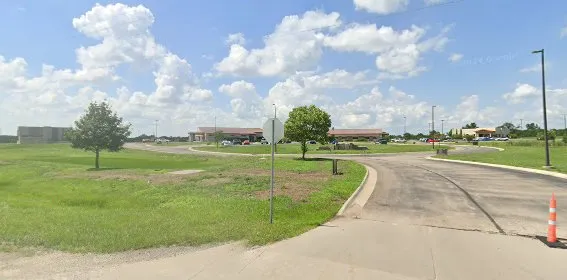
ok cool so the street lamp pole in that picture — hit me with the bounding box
[403,115,407,139]
[273,104,277,153]
[431,105,436,149]
[154,120,158,140]
[532,49,551,167]
[441,119,445,138]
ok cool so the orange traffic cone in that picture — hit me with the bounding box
[548,193,557,243]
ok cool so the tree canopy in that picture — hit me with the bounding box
[462,122,478,129]
[66,101,131,169]
[284,105,331,159]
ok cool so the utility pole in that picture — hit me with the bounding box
[519,119,524,130]
[562,114,567,131]
[532,49,551,168]
[431,105,436,149]
[428,122,431,133]
[441,119,445,138]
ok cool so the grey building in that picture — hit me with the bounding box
[17,126,71,144]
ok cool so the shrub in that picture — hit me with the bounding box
[464,135,475,142]
[509,133,518,139]
[562,134,567,144]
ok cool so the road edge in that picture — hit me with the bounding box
[336,164,376,217]
[426,156,567,180]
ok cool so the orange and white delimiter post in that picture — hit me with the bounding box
[548,193,557,243]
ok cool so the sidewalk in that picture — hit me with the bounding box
[41,218,567,280]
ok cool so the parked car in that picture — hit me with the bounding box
[242,140,250,145]
[392,138,407,143]
[375,138,388,144]
[232,139,242,145]
[495,137,510,141]
[221,140,232,146]
[260,138,268,144]
[308,140,317,144]
[426,138,440,143]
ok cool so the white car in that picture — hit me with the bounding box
[392,138,407,143]
[495,137,510,141]
[221,140,232,146]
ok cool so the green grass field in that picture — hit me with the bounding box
[0,144,365,253]
[444,142,567,173]
[195,143,448,154]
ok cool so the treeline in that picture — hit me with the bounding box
[127,134,188,142]
[0,135,17,143]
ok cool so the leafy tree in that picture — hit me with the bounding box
[462,122,478,129]
[537,130,556,141]
[563,133,567,144]
[464,134,475,142]
[500,122,516,130]
[403,132,412,139]
[284,105,332,160]
[213,130,224,148]
[66,101,131,169]
[525,123,540,130]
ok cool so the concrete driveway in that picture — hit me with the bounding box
[4,144,567,279]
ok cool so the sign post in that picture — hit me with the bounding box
[262,118,284,224]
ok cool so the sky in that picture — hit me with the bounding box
[1,0,567,136]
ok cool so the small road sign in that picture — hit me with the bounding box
[262,118,284,144]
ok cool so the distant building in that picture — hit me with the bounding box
[17,126,71,144]
[450,127,510,138]
[328,128,388,142]
[188,127,263,142]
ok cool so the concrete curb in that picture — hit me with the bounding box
[336,165,370,216]
[451,144,505,151]
[336,163,377,217]
[426,156,567,180]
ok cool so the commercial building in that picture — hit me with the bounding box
[188,127,388,142]
[17,126,71,144]
[450,127,510,138]
[188,127,263,142]
[328,128,388,142]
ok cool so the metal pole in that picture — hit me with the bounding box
[431,106,436,149]
[403,116,407,138]
[273,104,277,153]
[562,114,567,131]
[215,115,218,149]
[155,120,158,140]
[520,119,524,130]
[441,120,445,138]
[270,118,275,224]
[533,49,551,167]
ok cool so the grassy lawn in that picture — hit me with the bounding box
[0,144,365,253]
[443,142,567,173]
[195,142,449,154]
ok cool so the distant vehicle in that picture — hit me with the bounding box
[495,137,510,141]
[221,140,232,146]
[232,139,242,145]
[474,137,492,141]
[155,138,170,144]
[375,138,388,144]
[308,140,317,144]
[260,138,268,144]
[392,138,407,143]
[426,138,440,143]
[242,140,250,145]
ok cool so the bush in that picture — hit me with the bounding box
[563,134,567,144]
[355,138,368,142]
[509,133,518,139]
[464,135,475,142]
[537,131,556,141]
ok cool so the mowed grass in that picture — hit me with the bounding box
[444,141,567,173]
[195,142,448,154]
[0,144,365,253]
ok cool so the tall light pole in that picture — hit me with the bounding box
[519,118,524,130]
[562,114,567,131]
[431,105,437,149]
[441,119,445,138]
[154,120,159,140]
[532,49,551,167]
[403,115,407,138]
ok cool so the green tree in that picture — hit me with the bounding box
[284,105,332,160]
[500,122,516,130]
[65,101,131,169]
[213,130,224,148]
[525,123,540,130]
[462,122,478,129]
[464,134,475,142]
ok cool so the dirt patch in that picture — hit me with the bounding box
[253,171,330,201]
[0,161,9,165]
[168,169,204,175]
[200,177,233,187]
[60,169,205,185]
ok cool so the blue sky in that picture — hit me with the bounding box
[0,0,566,136]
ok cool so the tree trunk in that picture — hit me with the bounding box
[95,149,100,169]
[301,141,307,160]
